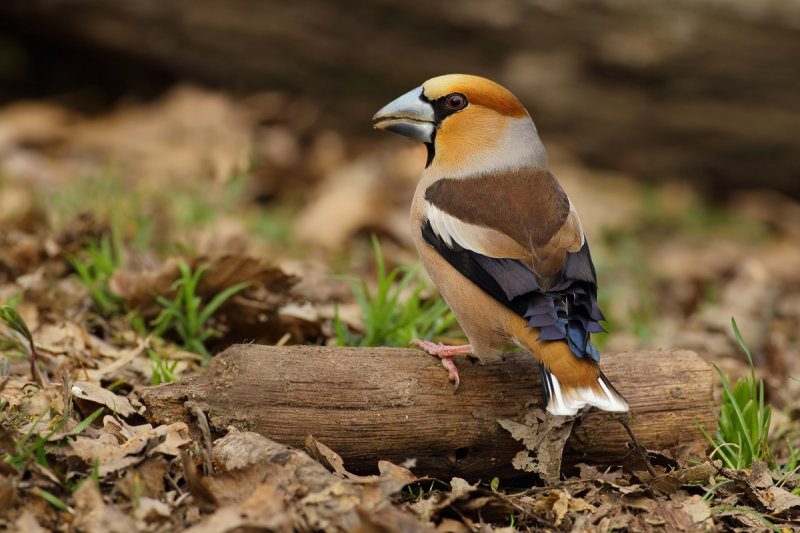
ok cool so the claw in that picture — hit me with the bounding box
[409,339,471,391]
[440,355,460,391]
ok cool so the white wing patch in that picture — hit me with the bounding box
[426,202,528,259]
[425,196,585,264]
[567,199,586,247]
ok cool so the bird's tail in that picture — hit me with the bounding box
[538,364,628,416]
[512,322,628,416]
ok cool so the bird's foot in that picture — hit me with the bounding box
[409,340,472,391]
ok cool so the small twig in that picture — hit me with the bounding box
[165,469,184,495]
[26,332,49,388]
[62,373,72,420]
[180,449,218,512]
[275,332,291,346]
[617,415,657,477]
[186,401,214,475]
[164,456,186,496]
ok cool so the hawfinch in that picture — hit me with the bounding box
[372,74,628,416]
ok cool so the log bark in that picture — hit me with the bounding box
[140,345,715,481]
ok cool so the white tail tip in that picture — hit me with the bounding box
[540,368,628,416]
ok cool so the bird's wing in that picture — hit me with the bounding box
[423,168,587,287]
[422,167,604,360]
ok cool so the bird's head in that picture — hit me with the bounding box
[373,74,548,176]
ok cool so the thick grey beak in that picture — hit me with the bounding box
[372,86,435,143]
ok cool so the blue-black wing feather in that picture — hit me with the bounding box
[421,220,604,361]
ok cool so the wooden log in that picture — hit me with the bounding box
[139,345,715,481]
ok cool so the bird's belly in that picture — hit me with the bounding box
[414,234,515,363]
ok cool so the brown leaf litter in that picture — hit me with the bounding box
[183,429,430,533]
[0,86,799,532]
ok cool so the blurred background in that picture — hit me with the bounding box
[0,1,798,409]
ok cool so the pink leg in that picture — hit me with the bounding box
[409,340,472,391]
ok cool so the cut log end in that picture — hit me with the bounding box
[139,345,715,481]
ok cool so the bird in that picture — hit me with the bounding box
[372,74,628,417]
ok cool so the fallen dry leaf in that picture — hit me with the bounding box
[498,408,574,484]
[72,480,137,533]
[131,496,173,526]
[0,474,18,510]
[71,380,137,418]
[68,418,190,478]
[547,489,570,526]
[201,430,430,532]
[73,482,137,533]
[12,510,48,533]
[306,434,349,478]
[435,517,471,533]
[763,485,800,514]
[449,477,478,498]
[184,483,294,533]
[117,456,169,502]
[0,378,31,411]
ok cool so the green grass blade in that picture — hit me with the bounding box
[371,234,386,283]
[697,420,740,469]
[333,302,356,346]
[197,281,250,325]
[334,235,462,347]
[710,506,779,532]
[711,362,757,463]
[731,317,755,378]
[17,410,49,451]
[67,407,104,436]
[37,489,73,513]
[0,306,33,343]
[701,479,733,502]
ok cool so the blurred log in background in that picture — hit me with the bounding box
[0,0,799,198]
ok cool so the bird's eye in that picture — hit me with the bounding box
[445,93,467,111]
